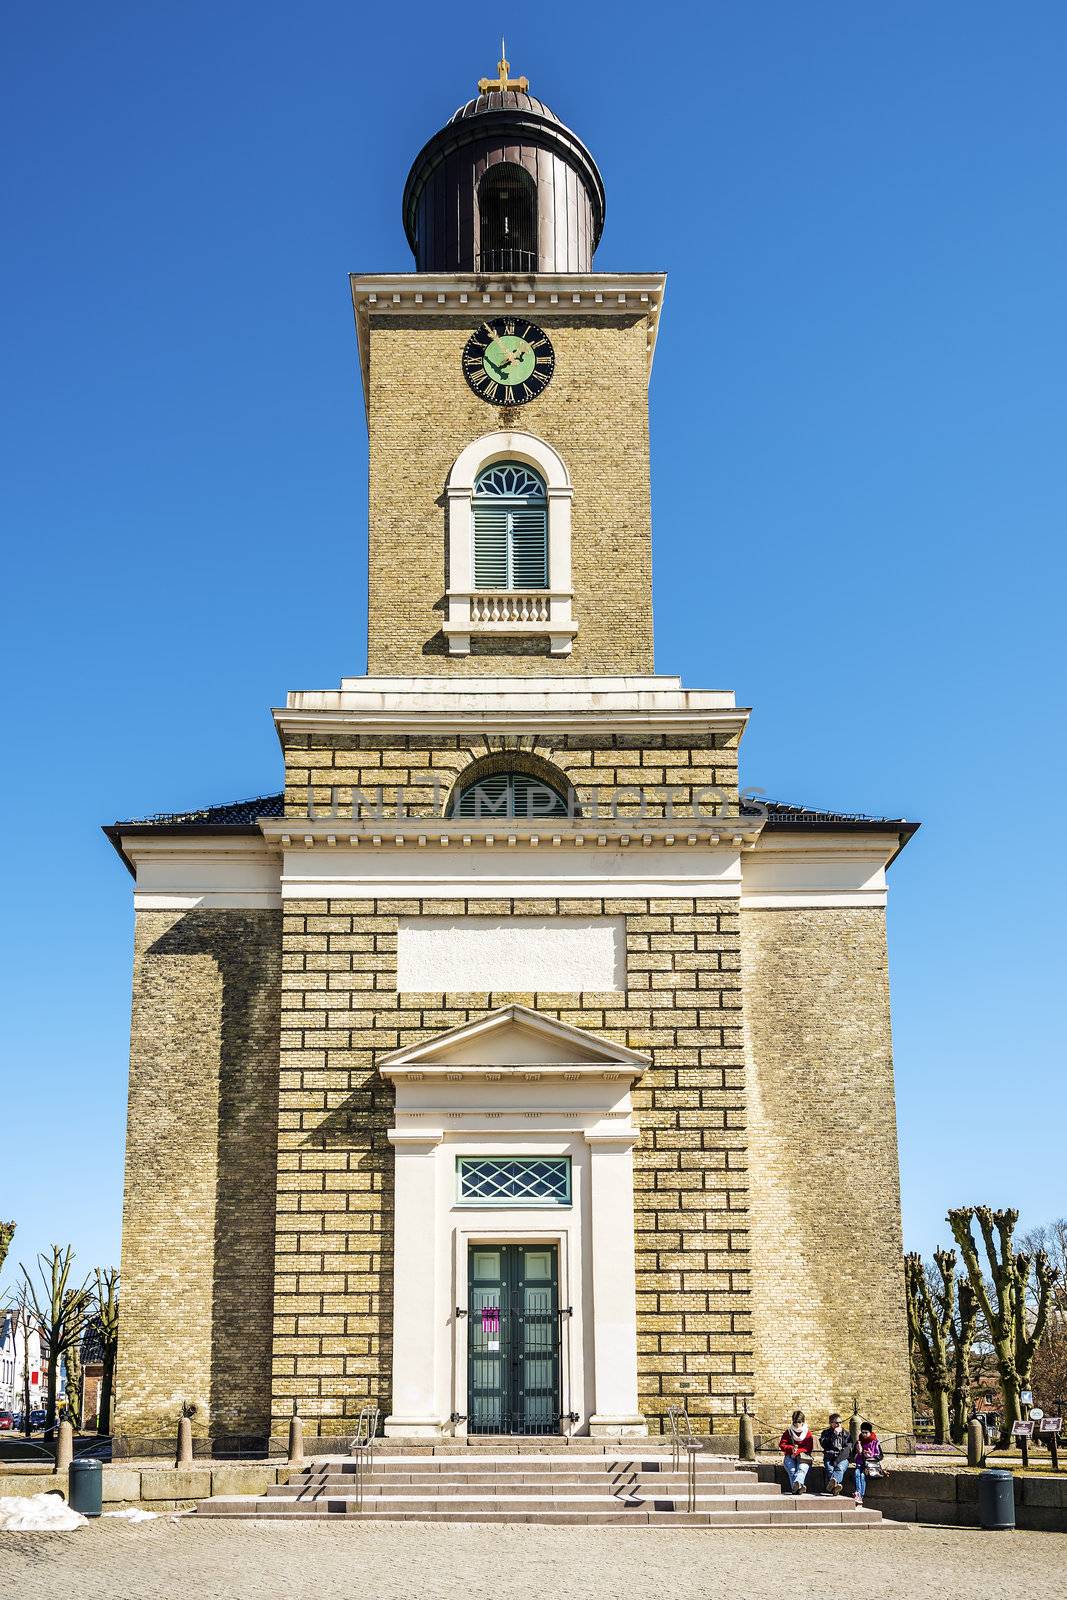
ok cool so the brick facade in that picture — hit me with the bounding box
[115,908,281,1450]
[366,314,655,676]
[741,906,913,1432]
[272,891,750,1438]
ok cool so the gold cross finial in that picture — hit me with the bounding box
[478,39,529,94]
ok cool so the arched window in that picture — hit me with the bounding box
[449,771,572,819]
[478,163,537,273]
[473,462,548,590]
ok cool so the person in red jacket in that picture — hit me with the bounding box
[779,1410,814,1494]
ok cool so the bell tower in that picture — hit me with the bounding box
[352,55,665,675]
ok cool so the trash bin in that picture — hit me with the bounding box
[977,1467,1015,1530]
[68,1459,103,1517]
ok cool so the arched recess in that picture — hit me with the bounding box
[477,162,538,273]
[444,751,581,820]
[443,432,576,657]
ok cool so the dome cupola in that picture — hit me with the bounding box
[402,50,606,274]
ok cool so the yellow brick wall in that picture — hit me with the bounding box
[741,906,913,1436]
[114,908,281,1451]
[283,729,741,822]
[366,313,654,675]
[273,892,752,1438]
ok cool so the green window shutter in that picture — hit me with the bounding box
[473,504,509,588]
[454,772,510,818]
[508,507,548,588]
[450,772,569,819]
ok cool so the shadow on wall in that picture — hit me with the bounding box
[146,909,282,1445]
[303,1087,396,1423]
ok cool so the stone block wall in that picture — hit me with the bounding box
[282,728,741,823]
[365,313,655,676]
[115,908,281,1451]
[272,891,752,1437]
[741,906,913,1434]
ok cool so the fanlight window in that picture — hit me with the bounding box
[478,162,537,273]
[458,1157,571,1207]
[449,771,572,819]
[473,462,548,590]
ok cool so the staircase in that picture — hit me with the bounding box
[195,1442,885,1527]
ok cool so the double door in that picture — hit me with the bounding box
[467,1244,560,1434]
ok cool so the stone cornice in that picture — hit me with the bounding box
[350,271,667,415]
[272,706,748,741]
[259,815,764,851]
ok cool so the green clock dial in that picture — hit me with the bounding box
[462,317,555,406]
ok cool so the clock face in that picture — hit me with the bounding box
[462,317,555,406]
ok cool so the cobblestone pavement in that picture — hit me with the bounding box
[2,1517,1065,1600]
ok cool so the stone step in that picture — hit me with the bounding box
[283,1459,751,1465]
[196,1496,883,1528]
[209,1491,861,1513]
[266,1479,780,1500]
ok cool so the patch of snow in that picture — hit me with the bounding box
[0,1493,87,1532]
[103,1507,158,1522]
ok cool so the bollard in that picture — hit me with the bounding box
[54,1419,74,1475]
[968,1417,986,1468]
[288,1414,305,1467]
[738,1413,755,1462]
[849,1402,862,1449]
[175,1414,193,1468]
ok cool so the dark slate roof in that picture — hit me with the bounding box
[103,793,284,875]
[115,793,285,828]
[449,90,561,125]
[105,791,917,875]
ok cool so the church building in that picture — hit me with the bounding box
[106,58,917,1451]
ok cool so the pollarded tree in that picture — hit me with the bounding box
[18,1246,93,1436]
[904,1249,978,1444]
[948,1206,1058,1441]
[95,1267,119,1435]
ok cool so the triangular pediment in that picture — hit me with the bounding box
[378,1004,648,1080]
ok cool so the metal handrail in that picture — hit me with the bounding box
[348,1403,379,1512]
[666,1404,701,1512]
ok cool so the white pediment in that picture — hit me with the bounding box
[378,1004,648,1081]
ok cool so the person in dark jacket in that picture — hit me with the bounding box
[778,1410,814,1494]
[818,1412,851,1495]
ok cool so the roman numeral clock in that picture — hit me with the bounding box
[463,317,555,406]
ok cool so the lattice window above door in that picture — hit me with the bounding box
[457,1156,572,1206]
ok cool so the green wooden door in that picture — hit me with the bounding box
[467,1244,559,1434]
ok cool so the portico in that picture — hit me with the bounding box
[379,1006,648,1437]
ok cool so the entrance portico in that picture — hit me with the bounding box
[379,1006,649,1438]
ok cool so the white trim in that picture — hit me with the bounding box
[379,1004,649,1078]
[443,432,576,657]
[276,840,744,901]
[120,838,281,910]
[741,832,900,909]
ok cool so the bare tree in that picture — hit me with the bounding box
[18,1246,93,1436]
[1022,1219,1067,1409]
[949,1206,1059,1442]
[95,1267,119,1435]
[905,1248,978,1444]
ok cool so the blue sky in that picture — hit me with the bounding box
[3,3,1065,1281]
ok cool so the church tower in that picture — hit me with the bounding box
[356,52,660,672]
[107,57,916,1456]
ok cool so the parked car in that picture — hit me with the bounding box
[0,1410,14,1430]
[29,1409,47,1430]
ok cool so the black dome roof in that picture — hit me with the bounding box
[449,90,562,125]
